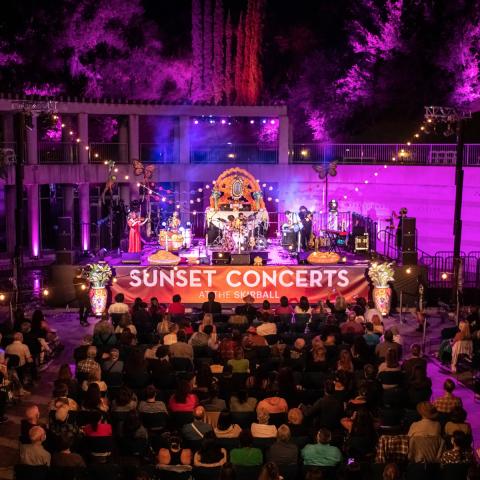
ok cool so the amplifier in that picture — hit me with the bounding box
[121,252,141,264]
[231,253,251,265]
[354,234,369,252]
[212,251,231,265]
[401,251,418,265]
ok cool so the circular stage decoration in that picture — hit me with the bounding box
[148,250,181,265]
[210,167,266,211]
[307,251,341,265]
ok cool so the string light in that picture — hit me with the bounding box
[124,175,129,180]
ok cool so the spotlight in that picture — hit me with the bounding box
[262,183,267,187]
[61,123,65,128]
[343,195,347,199]
[267,197,272,201]
[190,199,194,204]
[262,119,267,124]
[341,256,347,263]
[69,131,74,135]
[364,180,369,184]
[161,197,166,202]
[221,119,226,124]
[0,293,5,302]
[384,165,388,169]
[354,187,359,192]
[300,149,309,157]
[414,133,419,138]
[219,253,223,258]
[406,141,411,146]
[76,138,81,143]
[193,211,197,215]
[275,198,279,203]
[42,288,50,297]
[196,198,201,202]
[176,205,180,209]
[227,153,236,158]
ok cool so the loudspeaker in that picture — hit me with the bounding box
[402,217,416,235]
[57,235,72,251]
[212,251,231,265]
[231,253,251,265]
[401,251,418,265]
[354,234,369,252]
[402,234,416,251]
[58,217,72,236]
[281,231,297,246]
[121,252,141,264]
[250,251,268,265]
[56,250,76,265]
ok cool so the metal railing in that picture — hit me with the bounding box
[191,143,278,164]
[140,143,178,164]
[89,142,128,164]
[38,142,79,164]
[291,143,480,165]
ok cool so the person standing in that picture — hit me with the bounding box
[73,269,90,327]
[299,206,313,250]
[127,211,147,253]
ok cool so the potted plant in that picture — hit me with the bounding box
[368,262,395,316]
[86,262,112,316]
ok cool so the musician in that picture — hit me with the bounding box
[233,213,246,230]
[299,206,313,250]
[392,207,408,249]
[127,211,148,253]
[168,211,181,231]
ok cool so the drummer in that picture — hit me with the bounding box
[234,213,246,230]
[168,211,181,232]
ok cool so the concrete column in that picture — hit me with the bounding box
[27,184,40,257]
[5,185,16,254]
[118,118,128,163]
[179,116,190,164]
[78,113,89,164]
[79,183,90,252]
[278,115,289,165]
[63,184,75,218]
[129,114,139,161]
[179,181,190,224]
[1,114,15,143]
[119,183,131,206]
[26,115,38,165]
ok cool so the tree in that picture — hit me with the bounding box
[213,0,225,104]
[234,12,245,104]
[202,0,213,102]
[224,11,234,103]
[191,0,204,100]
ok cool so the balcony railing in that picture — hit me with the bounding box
[191,143,278,164]
[291,143,480,165]
[140,143,178,164]
[89,142,128,164]
[38,142,79,164]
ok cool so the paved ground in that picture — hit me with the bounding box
[0,308,477,479]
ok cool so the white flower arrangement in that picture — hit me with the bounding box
[368,262,395,287]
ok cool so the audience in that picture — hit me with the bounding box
[19,426,51,466]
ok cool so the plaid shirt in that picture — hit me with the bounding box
[76,358,100,376]
[433,392,463,413]
[375,435,409,464]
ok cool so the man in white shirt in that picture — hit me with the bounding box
[107,293,129,327]
[364,301,382,323]
[6,332,32,367]
[256,319,277,337]
[251,409,277,438]
[163,323,179,346]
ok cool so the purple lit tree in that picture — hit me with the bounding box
[234,12,245,104]
[202,0,214,102]
[213,0,224,104]
[224,11,234,103]
[191,0,204,100]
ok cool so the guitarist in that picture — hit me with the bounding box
[299,206,313,250]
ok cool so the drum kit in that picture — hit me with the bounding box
[212,212,268,252]
[158,216,192,252]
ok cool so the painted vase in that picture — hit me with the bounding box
[89,286,108,316]
[373,285,392,316]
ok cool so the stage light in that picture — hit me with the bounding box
[53,114,59,120]
[190,199,194,204]
[104,161,108,165]
[219,253,223,258]
[406,141,411,146]
[212,180,216,184]
[427,118,432,123]
[275,198,279,203]
[406,267,412,274]
[114,168,118,173]
[250,120,255,124]
[441,272,448,280]
[0,293,5,302]
[364,180,369,184]
[81,284,86,291]
[69,131,74,135]
[414,133,419,138]
[61,123,65,128]
[176,205,180,209]
[112,278,117,283]
[161,222,167,227]
[76,138,81,143]
[196,198,201,202]
[300,149,309,157]
[205,185,210,189]
[221,119,226,124]
[374,172,378,176]
[136,182,141,187]
[343,195,347,199]
[341,256,347,262]
[354,187,359,192]
[194,119,199,124]
[384,165,388,168]
[262,183,267,187]
[161,197,166,202]
[198,188,203,192]
[267,197,272,201]
[269,186,273,191]
[85,146,89,150]
[95,153,99,158]
[124,175,129,180]
[42,288,50,297]
[262,119,267,124]
[193,211,197,215]
[270,119,276,124]
[420,126,425,131]
[227,153,236,158]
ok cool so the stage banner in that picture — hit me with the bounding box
[111,265,369,304]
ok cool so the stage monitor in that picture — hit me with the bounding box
[212,252,230,265]
[121,252,141,264]
[231,253,251,265]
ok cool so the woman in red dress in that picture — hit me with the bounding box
[127,212,147,253]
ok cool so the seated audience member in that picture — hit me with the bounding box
[168,294,186,315]
[295,296,312,315]
[168,379,198,412]
[287,408,307,437]
[149,345,174,385]
[406,364,432,408]
[51,432,86,467]
[230,390,258,412]
[219,333,240,361]
[49,382,79,411]
[20,405,44,444]
[340,312,364,336]
[108,293,129,317]
[275,296,294,316]
[371,314,384,335]
[81,369,108,394]
[101,347,124,374]
[83,410,113,439]
[243,326,268,348]
[114,313,137,336]
[256,313,277,337]
[201,292,222,315]
[363,322,380,347]
[227,346,250,373]
[259,300,275,317]
[163,323,179,346]
[402,344,427,380]
[382,463,401,480]
[307,335,328,371]
[301,428,342,467]
[433,378,463,414]
[251,409,277,438]
[111,386,137,412]
[19,426,51,466]
[81,382,108,412]
[440,430,475,464]
[169,330,194,361]
[408,401,441,437]
[193,431,227,467]
[214,412,242,438]
[258,462,282,480]
[257,393,288,414]
[6,332,33,380]
[158,433,191,466]
[444,407,472,437]
[76,346,100,378]
[54,364,79,401]
[188,326,210,348]
[181,406,213,442]
[93,316,117,350]
[230,429,263,466]
[267,424,298,465]
[375,329,402,361]
[235,295,258,322]
[73,335,93,363]
[149,297,165,324]
[201,384,227,412]
[337,348,354,373]
[138,385,168,414]
[48,405,80,448]
[377,348,403,390]
[156,314,175,336]
[364,301,382,323]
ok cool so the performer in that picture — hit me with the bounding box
[168,211,181,232]
[392,207,408,249]
[73,268,90,327]
[299,205,313,250]
[127,211,148,253]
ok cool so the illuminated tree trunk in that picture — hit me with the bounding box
[234,12,245,104]
[224,11,233,103]
[191,0,204,100]
[203,0,213,102]
[213,0,224,104]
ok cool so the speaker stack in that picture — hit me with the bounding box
[401,217,417,265]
